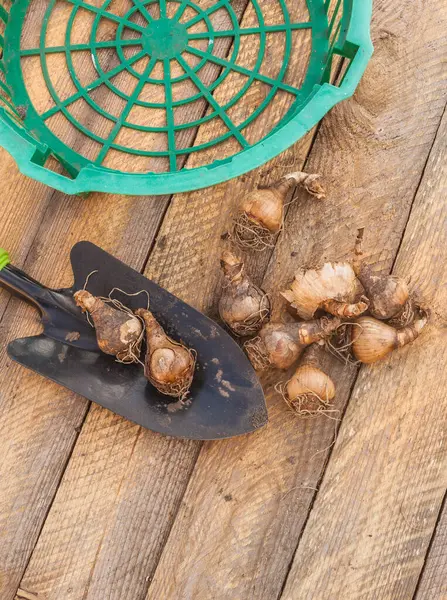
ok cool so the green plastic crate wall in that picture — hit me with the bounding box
[0,0,373,196]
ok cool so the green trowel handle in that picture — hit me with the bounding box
[0,248,9,271]
[0,249,53,311]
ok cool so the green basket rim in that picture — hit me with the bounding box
[0,0,373,196]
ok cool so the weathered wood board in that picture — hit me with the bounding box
[415,494,447,600]
[10,2,318,598]
[0,155,55,317]
[143,2,447,598]
[0,0,445,599]
[0,187,173,599]
[0,0,262,595]
[281,100,447,600]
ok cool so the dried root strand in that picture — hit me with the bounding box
[229,304,271,337]
[325,322,362,366]
[281,390,340,420]
[105,288,150,364]
[233,212,278,252]
[219,250,271,337]
[244,336,271,372]
[387,297,416,328]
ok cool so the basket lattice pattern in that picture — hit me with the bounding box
[0,0,372,194]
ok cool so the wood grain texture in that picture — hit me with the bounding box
[144,1,447,598]
[0,42,191,592]
[0,189,171,600]
[1,1,259,596]
[143,0,313,308]
[13,3,316,600]
[16,406,200,600]
[415,494,447,600]
[1,3,445,600]
[0,152,55,317]
[281,103,447,600]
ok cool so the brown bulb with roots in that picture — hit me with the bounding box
[283,344,336,418]
[219,250,271,337]
[354,228,413,323]
[233,172,326,251]
[136,309,196,399]
[74,290,143,363]
[245,316,341,371]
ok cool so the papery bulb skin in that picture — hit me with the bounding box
[354,228,411,321]
[282,262,368,320]
[233,172,326,251]
[284,344,336,418]
[286,365,336,403]
[239,187,285,234]
[356,264,410,320]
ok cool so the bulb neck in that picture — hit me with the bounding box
[293,316,341,347]
[274,173,302,198]
[136,308,155,328]
[138,309,171,351]
[396,311,428,348]
[221,256,245,284]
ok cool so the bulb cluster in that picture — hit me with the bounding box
[219,177,430,418]
[75,290,196,400]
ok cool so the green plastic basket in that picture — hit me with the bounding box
[0,0,372,196]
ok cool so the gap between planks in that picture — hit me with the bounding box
[0,27,244,600]
[143,1,447,595]
[413,488,447,599]
[15,589,39,600]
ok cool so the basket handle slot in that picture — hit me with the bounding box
[30,148,80,181]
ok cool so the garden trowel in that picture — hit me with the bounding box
[0,242,267,440]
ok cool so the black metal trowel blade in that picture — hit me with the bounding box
[4,242,268,440]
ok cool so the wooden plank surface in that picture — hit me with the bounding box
[0,2,445,600]
[1,0,258,596]
[281,104,447,600]
[0,188,172,600]
[13,3,317,599]
[415,495,447,600]
[0,155,55,317]
[143,1,447,598]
